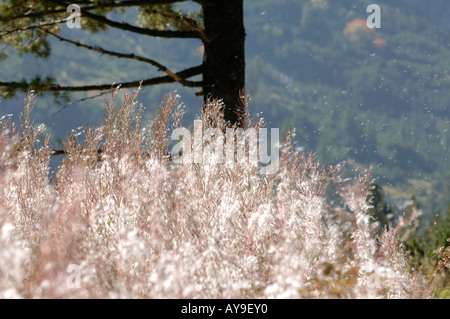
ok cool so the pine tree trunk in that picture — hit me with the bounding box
[202,0,246,126]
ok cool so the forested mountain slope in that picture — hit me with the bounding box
[245,0,450,217]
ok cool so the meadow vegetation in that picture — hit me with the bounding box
[0,89,447,298]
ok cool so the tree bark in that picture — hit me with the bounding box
[202,0,245,126]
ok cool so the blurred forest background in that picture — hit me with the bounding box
[0,0,449,249]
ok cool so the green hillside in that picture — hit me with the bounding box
[244,0,450,218]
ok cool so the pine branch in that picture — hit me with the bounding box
[46,30,197,86]
[0,18,69,37]
[46,0,201,38]
[50,65,203,91]
[3,1,195,22]
[2,1,202,39]
[0,65,203,95]
[49,148,173,161]
[49,146,173,160]
[81,8,200,38]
